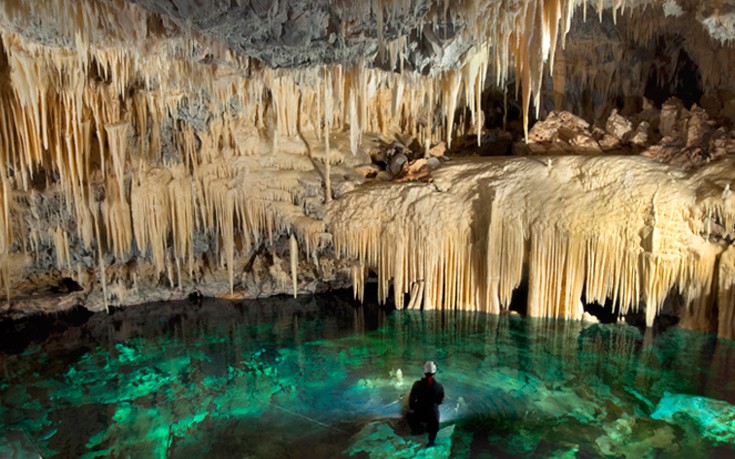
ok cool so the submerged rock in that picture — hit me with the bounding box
[345,421,454,458]
[595,414,679,457]
[651,392,735,445]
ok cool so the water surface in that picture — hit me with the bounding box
[1,289,734,458]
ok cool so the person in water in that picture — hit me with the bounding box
[406,360,444,447]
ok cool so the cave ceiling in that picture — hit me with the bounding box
[125,0,735,72]
[121,0,735,125]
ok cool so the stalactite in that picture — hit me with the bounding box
[51,226,71,267]
[131,167,175,277]
[92,201,108,313]
[102,175,133,260]
[717,247,735,340]
[290,233,298,298]
[349,82,359,156]
[443,71,462,148]
[323,68,333,203]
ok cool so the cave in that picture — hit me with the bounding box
[1,1,735,457]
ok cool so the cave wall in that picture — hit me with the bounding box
[0,0,734,337]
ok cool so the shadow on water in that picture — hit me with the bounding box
[2,284,735,458]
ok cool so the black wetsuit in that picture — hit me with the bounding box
[407,375,444,445]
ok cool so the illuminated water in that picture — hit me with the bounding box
[1,289,735,458]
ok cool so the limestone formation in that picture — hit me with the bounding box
[0,0,735,339]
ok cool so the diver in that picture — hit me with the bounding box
[406,361,444,447]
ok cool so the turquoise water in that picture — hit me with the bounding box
[1,290,735,458]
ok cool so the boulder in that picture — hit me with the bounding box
[605,109,634,141]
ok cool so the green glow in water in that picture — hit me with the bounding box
[1,297,735,458]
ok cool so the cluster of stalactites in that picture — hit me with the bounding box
[0,0,326,298]
[0,0,704,304]
[344,0,583,139]
[0,0,582,286]
[329,156,735,336]
[0,2,487,299]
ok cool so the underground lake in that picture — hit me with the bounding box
[1,288,735,458]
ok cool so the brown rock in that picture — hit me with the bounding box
[376,170,394,181]
[394,158,433,183]
[568,133,602,153]
[428,142,447,158]
[354,163,381,178]
[659,98,684,138]
[605,109,634,141]
[685,106,709,147]
[592,127,621,152]
[709,129,735,160]
[630,121,650,146]
[528,111,590,144]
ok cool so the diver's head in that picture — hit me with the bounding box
[423,361,437,376]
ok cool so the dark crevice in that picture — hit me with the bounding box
[644,38,703,108]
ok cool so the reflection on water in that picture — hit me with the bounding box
[1,289,735,458]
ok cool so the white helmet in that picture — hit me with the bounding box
[423,361,437,375]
